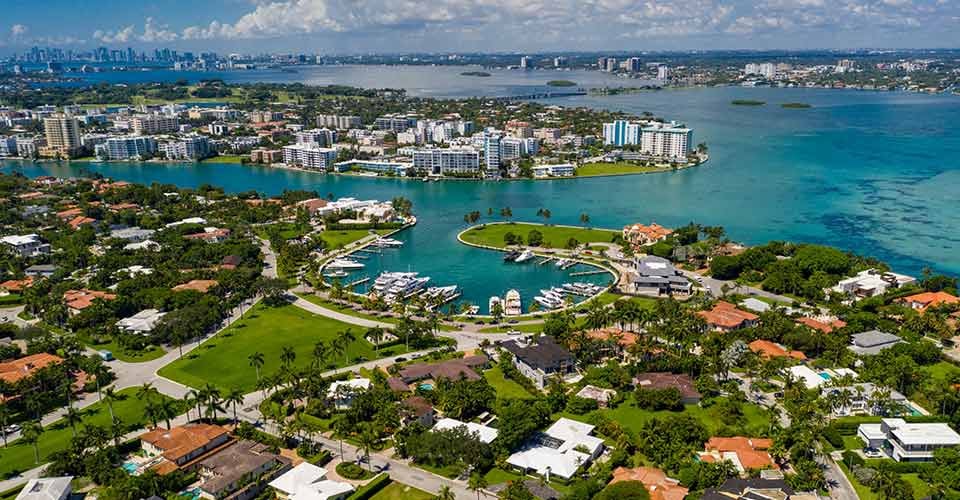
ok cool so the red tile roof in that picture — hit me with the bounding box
[0,353,64,384]
[64,289,117,311]
[611,467,689,500]
[703,436,777,471]
[0,277,33,292]
[900,291,960,312]
[698,301,759,330]
[748,340,805,360]
[140,423,230,463]
[796,317,847,333]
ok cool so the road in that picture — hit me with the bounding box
[0,305,33,328]
[679,269,794,304]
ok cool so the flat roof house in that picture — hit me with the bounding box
[269,462,354,500]
[631,256,691,296]
[507,418,605,481]
[1,234,50,258]
[858,418,960,461]
[15,476,72,500]
[196,440,291,500]
[499,336,576,389]
[831,269,916,300]
[432,417,498,444]
[117,309,166,335]
[848,330,903,356]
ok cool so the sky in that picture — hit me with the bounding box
[2,0,960,55]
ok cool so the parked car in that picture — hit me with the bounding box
[3,424,21,435]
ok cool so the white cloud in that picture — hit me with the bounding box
[10,24,28,40]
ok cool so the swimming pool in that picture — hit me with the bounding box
[121,461,137,474]
[818,372,832,380]
[419,383,434,391]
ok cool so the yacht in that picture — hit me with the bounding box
[372,237,404,248]
[534,295,563,310]
[326,259,364,270]
[504,289,522,316]
[424,285,460,302]
[540,289,565,302]
[514,250,535,263]
[555,258,569,268]
[489,296,503,315]
[372,272,418,294]
[503,250,521,262]
[324,270,349,279]
[386,276,430,300]
[465,305,480,316]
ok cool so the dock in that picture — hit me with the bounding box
[570,269,608,277]
[351,254,369,260]
[347,277,370,287]
[537,257,553,265]
[357,248,381,254]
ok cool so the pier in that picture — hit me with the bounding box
[347,277,370,287]
[570,269,608,277]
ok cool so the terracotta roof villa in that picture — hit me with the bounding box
[0,353,63,384]
[698,301,759,331]
[140,423,231,468]
[749,340,806,361]
[633,372,701,404]
[63,289,116,314]
[796,317,847,334]
[700,437,777,473]
[622,222,673,248]
[899,291,960,312]
[610,466,689,500]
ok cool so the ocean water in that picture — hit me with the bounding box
[4,68,960,305]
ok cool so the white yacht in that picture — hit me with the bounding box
[489,296,503,315]
[372,272,418,294]
[327,259,364,270]
[504,289,522,316]
[386,276,430,300]
[534,295,563,310]
[514,250,535,263]
[372,237,404,248]
[324,270,349,279]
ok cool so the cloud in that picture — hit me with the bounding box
[10,24,28,40]
[94,18,179,44]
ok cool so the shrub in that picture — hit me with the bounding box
[823,426,844,449]
[566,396,599,415]
[336,462,369,480]
[349,473,391,500]
[841,450,865,468]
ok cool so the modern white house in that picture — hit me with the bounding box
[269,462,354,500]
[431,417,498,444]
[327,378,371,410]
[15,476,73,500]
[507,418,605,481]
[116,309,166,335]
[858,418,960,461]
[1,234,50,258]
[831,269,916,300]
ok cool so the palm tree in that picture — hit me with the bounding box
[312,342,329,370]
[201,383,223,422]
[435,486,456,500]
[136,382,157,404]
[65,406,82,437]
[0,404,9,447]
[280,346,296,369]
[336,329,356,365]
[21,421,42,464]
[367,328,385,353]
[248,352,265,381]
[468,473,488,500]
[225,388,245,425]
[186,389,202,422]
[357,424,378,471]
[102,387,119,422]
[579,213,590,227]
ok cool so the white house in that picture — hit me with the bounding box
[269,462,354,500]
[432,417,498,444]
[327,378,371,410]
[831,269,916,300]
[507,418,604,481]
[858,418,960,461]
[116,309,166,335]
[1,234,50,258]
[16,476,73,500]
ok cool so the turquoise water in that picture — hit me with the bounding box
[819,372,832,380]
[121,461,137,474]
[4,84,960,304]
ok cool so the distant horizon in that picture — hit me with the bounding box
[3,0,960,57]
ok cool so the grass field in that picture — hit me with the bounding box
[157,304,411,392]
[370,482,433,500]
[559,395,772,436]
[321,229,391,249]
[0,387,183,478]
[576,161,667,177]
[483,367,536,399]
[298,294,457,332]
[460,222,619,249]
[79,338,166,363]
[200,155,244,164]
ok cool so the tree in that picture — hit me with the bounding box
[595,481,650,500]
[579,213,590,226]
[498,480,535,500]
[468,473,489,500]
[21,421,43,464]
[280,345,296,369]
[527,230,544,247]
[336,329,356,365]
[102,387,119,422]
[357,423,379,471]
[226,388,245,425]
[248,351,265,381]
[435,486,456,500]
[0,404,9,447]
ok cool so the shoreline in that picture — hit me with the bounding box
[1,154,708,183]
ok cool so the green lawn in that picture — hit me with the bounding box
[559,396,772,436]
[256,222,311,241]
[298,294,457,332]
[320,229,391,249]
[923,361,960,381]
[575,161,667,177]
[200,155,244,164]
[478,323,544,334]
[157,304,411,392]
[484,367,536,399]
[460,223,619,249]
[0,387,183,478]
[370,482,433,500]
[79,338,166,363]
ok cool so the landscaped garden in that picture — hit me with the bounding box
[460,222,619,249]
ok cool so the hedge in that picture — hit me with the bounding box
[831,416,949,435]
[348,473,392,500]
[862,459,934,474]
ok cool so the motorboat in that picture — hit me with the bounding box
[372,237,404,248]
[386,276,430,300]
[372,272,418,294]
[514,250,535,263]
[534,295,563,310]
[503,250,521,262]
[324,270,349,279]
[555,258,569,267]
[504,289,522,316]
[326,259,364,270]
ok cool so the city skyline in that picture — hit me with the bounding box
[3,0,960,56]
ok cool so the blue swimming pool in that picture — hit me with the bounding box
[419,383,434,391]
[818,372,832,380]
[121,461,137,474]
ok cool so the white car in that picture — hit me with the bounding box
[3,424,21,435]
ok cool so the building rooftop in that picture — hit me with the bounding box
[117,309,166,334]
[63,289,117,311]
[611,466,688,500]
[15,476,72,500]
[749,340,805,361]
[198,440,286,496]
[499,336,574,372]
[849,330,903,355]
[268,462,354,500]
[883,418,960,446]
[432,417,498,444]
[0,353,64,384]
[701,437,777,472]
[698,301,759,330]
[172,279,219,293]
[633,372,701,401]
[140,423,230,463]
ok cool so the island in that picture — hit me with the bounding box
[731,99,766,106]
[546,79,577,87]
[781,102,813,109]
[460,71,492,77]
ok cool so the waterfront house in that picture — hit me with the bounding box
[831,269,916,300]
[432,417,498,444]
[15,476,73,500]
[748,340,805,361]
[631,256,692,296]
[141,424,231,467]
[506,418,604,481]
[196,440,291,500]
[858,418,960,461]
[609,467,688,500]
[633,372,701,404]
[622,222,673,249]
[898,291,960,312]
[269,462,354,500]
[698,301,759,332]
[699,437,777,474]
[848,330,903,356]
[823,383,907,417]
[498,336,576,389]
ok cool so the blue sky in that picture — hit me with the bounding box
[3,0,960,55]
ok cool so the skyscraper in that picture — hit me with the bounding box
[43,115,81,158]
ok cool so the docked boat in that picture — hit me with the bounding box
[424,285,460,302]
[514,250,535,263]
[504,289,522,316]
[386,276,430,301]
[555,258,569,268]
[534,295,563,310]
[326,259,364,270]
[371,272,418,294]
[465,305,480,315]
[489,296,503,315]
[372,237,404,248]
[324,270,349,279]
[503,250,521,262]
